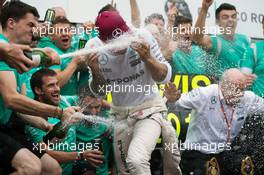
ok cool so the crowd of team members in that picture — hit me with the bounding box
[0,0,264,174]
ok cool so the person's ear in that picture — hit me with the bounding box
[34,87,43,96]
[6,18,16,30]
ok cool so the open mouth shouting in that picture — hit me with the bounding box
[51,92,60,103]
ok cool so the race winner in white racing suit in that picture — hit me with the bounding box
[85,11,181,175]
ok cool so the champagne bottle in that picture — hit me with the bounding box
[24,49,51,67]
[43,121,68,144]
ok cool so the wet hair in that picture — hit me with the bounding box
[144,13,165,26]
[30,68,57,97]
[0,1,39,29]
[174,15,192,28]
[98,4,117,15]
[215,3,236,20]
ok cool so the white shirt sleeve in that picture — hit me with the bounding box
[84,37,106,98]
[167,87,205,111]
[246,91,264,114]
[138,29,172,84]
[85,37,104,49]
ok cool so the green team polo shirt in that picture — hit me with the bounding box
[38,37,91,96]
[75,108,111,175]
[209,34,250,77]
[25,95,78,175]
[0,34,22,124]
[171,44,209,75]
[241,41,264,98]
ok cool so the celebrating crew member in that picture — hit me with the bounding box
[0,2,78,174]
[165,68,264,174]
[193,0,250,78]
[25,68,104,175]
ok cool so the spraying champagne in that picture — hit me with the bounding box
[24,49,52,67]
[43,121,68,144]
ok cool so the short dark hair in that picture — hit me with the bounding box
[215,3,236,20]
[174,16,192,28]
[144,13,165,25]
[0,1,39,29]
[30,68,57,97]
[52,16,71,26]
[98,4,116,15]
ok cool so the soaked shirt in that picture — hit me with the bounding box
[25,96,78,175]
[241,41,264,98]
[171,44,209,75]
[167,84,264,154]
[209,34,250,78]
[85,29,171,106]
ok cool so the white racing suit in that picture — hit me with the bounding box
[85,28,181,174]
[112,96,181,175]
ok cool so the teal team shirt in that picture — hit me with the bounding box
[38,34,92,96]
[209,34,250,77]
[76,109,111,175]
[38,37,79,95]
[171,44,209,76]
[241,41,264,98]
[25,95,78,175]
[0,34,22,124]
[25,93,111,175]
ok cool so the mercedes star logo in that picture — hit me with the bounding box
[112,28,123,39]
[99,54,108,65]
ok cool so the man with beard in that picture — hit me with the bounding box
[85,10,181,175]
[193,0,251,78]
[0,1,79,174]
[164,68,264,175]
[25,68,104,175]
